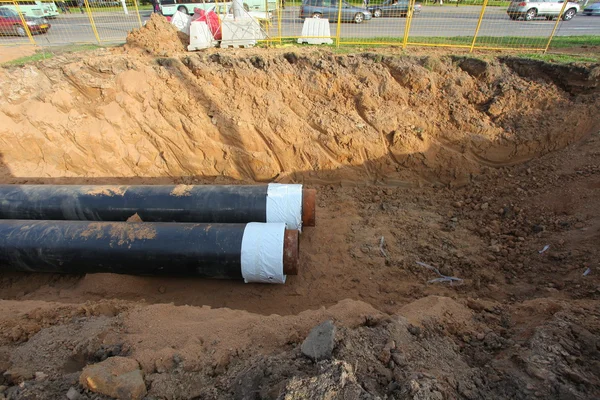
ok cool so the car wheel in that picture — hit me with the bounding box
[354,12,364,23]
[13,25,26,37]
[373,8,382,17]
[562,8,576,20]
[524,8,537,21]
[312,12,321,18]
[177,5,188,14]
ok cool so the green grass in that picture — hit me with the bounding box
[1,52,54,67]
[268,35,600,63]
[1,44,104,67]
[273,35,600,48]
[407,35,541,48]
[519,52,600,63]
[544,35,600,48]
[335,35,600,50]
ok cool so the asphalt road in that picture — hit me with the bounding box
[2,6,599,46]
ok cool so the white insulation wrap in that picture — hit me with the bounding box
[266,183,303,231]
[241,222,287,284]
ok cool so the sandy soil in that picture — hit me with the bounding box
[0,19,599,400]
[0,46,37,64]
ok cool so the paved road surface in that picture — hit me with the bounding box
[2,6,599,46]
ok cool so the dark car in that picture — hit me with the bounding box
[367,0,421,17]
[89,0,122,6]
[583,2,600,15]
[300,0,372,23]
[0,7,50,36]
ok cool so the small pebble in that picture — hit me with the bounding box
[66,387,80,400]
[34,371,47,381]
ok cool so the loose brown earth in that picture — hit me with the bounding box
[0,20,599,400]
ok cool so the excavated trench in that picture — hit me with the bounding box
[0,47,599,316]
[0,38,600,399]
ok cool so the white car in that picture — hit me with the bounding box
[507,0,580,21]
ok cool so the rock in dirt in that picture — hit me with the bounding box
[301,320,336,361]
[79,357,146,400]
[66,387,80,400]
[34,371,47,380]
[281,360,373,400]
[2,368,33,384]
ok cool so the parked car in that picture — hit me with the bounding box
[507,0,580,21]
[367,0,421,17]
[583,2,600,15]
[0,6,50,36]
[300,0,372,23]
[89,0,122,6]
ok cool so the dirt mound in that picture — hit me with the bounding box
[0,50,598,185]
[1,296,598,399]
[125,13,187,56]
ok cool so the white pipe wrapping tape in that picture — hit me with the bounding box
[266,183,303,231]
[240,222,286,284]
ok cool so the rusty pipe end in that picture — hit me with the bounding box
[283,229,299,275]
[302,188,316,227]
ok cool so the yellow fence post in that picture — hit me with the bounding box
[545,0,568,53]
[277,0,282,44]
[402,0,415,49]
[84,0,101,44]
[13,1,36,45]
[470,0,488,53]
[265,0,270,46]
[335,0,342,48]
[133,0,143,28]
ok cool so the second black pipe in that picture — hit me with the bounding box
[0,184,315,229]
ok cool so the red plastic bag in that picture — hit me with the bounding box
[192,8,221,40]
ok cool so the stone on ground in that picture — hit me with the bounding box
[301,320,336,361]
[79,356,146,400]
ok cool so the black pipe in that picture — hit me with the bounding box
[0,185,315,228]
[0,185,265,223]
[0,220,298,281]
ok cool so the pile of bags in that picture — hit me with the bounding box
[169,8,221,48]
[169,5,263,51]
[191,8,222,40]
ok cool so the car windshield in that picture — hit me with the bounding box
[0,8,19,17]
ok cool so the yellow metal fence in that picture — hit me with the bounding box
[0,0,595,52]
[0,0,142,46]
[269,0,591,52]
